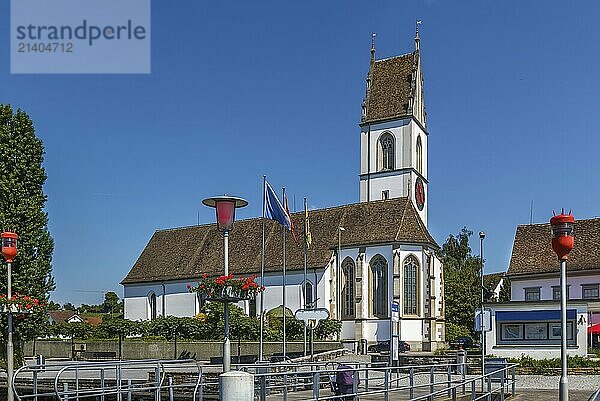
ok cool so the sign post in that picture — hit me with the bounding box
[390,302,400,365]
[295,308,330,360]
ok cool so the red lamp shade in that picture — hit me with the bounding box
[202,195,248,232]
[216,200,236,231]
[1,231,18,263]
[550,212,575,260]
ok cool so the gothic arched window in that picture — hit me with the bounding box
[341,257,355,319]
[303,281,314,308]
[370,255,388,318]
[148,292,157,320]
[416,136,423,173]
[403,255,420,315]
[378,133,395,171]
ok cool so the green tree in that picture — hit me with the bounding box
[63,303,76,311]
[498,277,511,302]
[437,228,481,337]
[102,291,121,314]
[46,300,61,310]
[0,105,54,364]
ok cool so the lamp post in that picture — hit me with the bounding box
[479,231,485,388]
[337,227,345,321]
[550,210,575,401]
[202,196,248,373]
[1,231,18,401]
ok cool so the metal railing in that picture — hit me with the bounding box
[12,359,203,401]
[242,360,517,401]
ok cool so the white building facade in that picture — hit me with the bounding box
[122,34,445,351]
[483,217,600,358]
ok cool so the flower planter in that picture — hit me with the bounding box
[190,274,264,302]
[203,286,253,303]
[0,305,33,314]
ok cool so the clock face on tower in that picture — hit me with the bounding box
[415,177,425,211]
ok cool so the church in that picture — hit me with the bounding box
[122,31,446,351]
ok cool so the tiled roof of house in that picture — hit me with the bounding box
[48,310,81,323]
[363,52,416,124]
[122,198,437,285]
[507,218,600,277]
[483,272,505,291]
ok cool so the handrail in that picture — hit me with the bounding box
[12,359,202,401]
[251,360,518,401]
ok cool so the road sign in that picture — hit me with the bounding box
[475,308,492,332]
[391,302,399,323]
[295,308,330,329]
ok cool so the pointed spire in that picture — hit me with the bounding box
[415,20,422,51]
[370,32,376,64]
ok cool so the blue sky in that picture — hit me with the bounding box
[1,1,598,305]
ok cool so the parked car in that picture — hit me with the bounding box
[450,336,475,349]
[367,340,410,354]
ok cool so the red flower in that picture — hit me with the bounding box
[202,273,208,279]
[187,284,191,290]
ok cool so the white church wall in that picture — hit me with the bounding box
[124,297,146,321]
[164,293,196,317]
[364,320,392,342]
[401,319,424,342]
[341,321,355,340]
[259,270,322,313]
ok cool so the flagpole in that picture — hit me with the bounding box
[303,197,308,356]
[259,175,266,362]
[282,187,287,359]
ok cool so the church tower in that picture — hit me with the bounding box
[359,29,428,226]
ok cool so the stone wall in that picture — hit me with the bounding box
[25,340,341,361]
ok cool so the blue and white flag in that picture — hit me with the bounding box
[265,181,292,230]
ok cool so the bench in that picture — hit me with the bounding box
[209,355,258,365]
[83,351,117,360]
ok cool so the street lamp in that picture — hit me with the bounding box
[337,227,345,321]
[1,231,18,401]
[550,210,575,401]
[479,231,485,388]
[202,195,248,373]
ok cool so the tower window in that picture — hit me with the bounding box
[416,136,423,173]
[382,190,389,200]
[378,133,395,171]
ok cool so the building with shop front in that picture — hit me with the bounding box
[483,217,600,358]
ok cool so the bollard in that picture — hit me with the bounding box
[167,376,174,401]
[456,346,467,375]
[219,371,254,401]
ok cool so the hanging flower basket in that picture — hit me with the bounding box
[0,293,43,314]
[188,273,264,303]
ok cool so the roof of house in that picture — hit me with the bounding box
[122,197,437,285]
[507,218,600,277]
[48,310,83,323]
[483,272,505,291]
[362,52,417,124]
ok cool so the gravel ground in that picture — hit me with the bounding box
[515,374,600,391]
